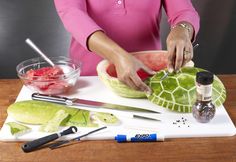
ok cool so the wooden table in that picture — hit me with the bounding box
[0,76,236,162]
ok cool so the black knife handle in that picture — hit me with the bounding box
[21,126,77,153]
[22,133,59,153]
[32,93,73,105]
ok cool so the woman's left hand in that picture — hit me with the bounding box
[166,22,194,72]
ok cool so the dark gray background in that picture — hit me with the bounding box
[0,0,235,78]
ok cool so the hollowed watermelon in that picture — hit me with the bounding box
[97,51,194,98]
[97,51,227,113]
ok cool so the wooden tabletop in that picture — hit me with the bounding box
[0,76,236,162]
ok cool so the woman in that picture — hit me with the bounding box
[54,0,200,93]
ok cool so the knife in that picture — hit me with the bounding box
[32,93,160,113]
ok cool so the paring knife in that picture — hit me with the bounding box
[32,93,160,113]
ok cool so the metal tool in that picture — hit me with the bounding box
[160,43,199,81]
[21,126,77,153]
[193,43,199,50]
[118,112,161,121]
[160,71,171,81]
[25,38,55,67]
[49,126,107,149]
[132,114,161,121]
[32,93,161,113]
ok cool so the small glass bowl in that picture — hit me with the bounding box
[16,56,81,95]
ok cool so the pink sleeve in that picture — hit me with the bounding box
[54,0,103,50]
[163,0,200,40]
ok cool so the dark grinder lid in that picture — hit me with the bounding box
[196,71,214,85]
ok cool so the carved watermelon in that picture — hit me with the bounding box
[97,51,193,98]
[96,51,226,112]
[146,67,226,112]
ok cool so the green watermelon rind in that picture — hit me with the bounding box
[7,100,120,127]
[147,67,226,113]
[6,122,31,136]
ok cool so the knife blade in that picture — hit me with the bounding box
[32,93,160,113]
[160,71,169,81]
[133,114,161,121]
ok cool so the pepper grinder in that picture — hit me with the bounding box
[192,71,216,123]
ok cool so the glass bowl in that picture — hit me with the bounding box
[16,56,81,95]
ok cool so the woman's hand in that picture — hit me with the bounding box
[114,53,155,93]
[166,22,194,72]
[88,31,154,93]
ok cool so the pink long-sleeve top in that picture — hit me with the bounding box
[54,0,200,76]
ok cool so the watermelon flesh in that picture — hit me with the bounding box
[26,66,64,80]
[23,66,70,94]
[106,52,168,80]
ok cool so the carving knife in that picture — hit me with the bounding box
[32,93,160,113]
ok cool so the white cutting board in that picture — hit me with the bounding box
[0,76,235,141]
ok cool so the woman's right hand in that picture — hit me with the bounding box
[88,31,154,93]
[114,52,155,94]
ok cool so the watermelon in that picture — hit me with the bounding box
[147,67,226,112]
[97,51,185,98]
[96,50,227,113]
[23,66,69,94]
[25,66,64,80]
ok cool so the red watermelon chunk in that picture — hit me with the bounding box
[24,66,69,94]
[26,67,64,80]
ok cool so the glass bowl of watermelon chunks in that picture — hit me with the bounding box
[16,56,81,95]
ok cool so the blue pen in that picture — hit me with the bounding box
[115,133,165,143]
